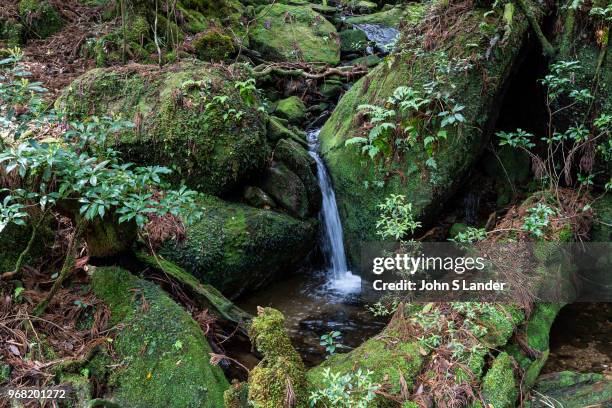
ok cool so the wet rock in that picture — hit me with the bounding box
[274,138,322,214]
[249,4,340,65]
[319,80,344,99]
[260,162,310,219]
[244,186,276,209]
[159,195,317,297]
[91,266,229,408]
[275,96,308,124]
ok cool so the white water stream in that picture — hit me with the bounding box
[307,129,361,294]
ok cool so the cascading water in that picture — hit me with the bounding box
[307,129,361,294]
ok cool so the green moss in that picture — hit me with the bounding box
[274,138,321,214]
[339,29,368,53]
[248,307,307,408]
[346,4,424,27]
[249,4,340,65]
[308,335,424,406]
[260,162,310,219]
[19,0,63,39]
[56,61,268,195]
[193,29,235,61]
[319,1,544,263]
[223,382,249,408]
[275,96,307,124]
[0,18,24,46]
[481,352,517,408]
[0,216,53,273]
[91,266,229,407]
[159,195,317,297]
[528,371,612,408]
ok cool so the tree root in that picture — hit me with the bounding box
[515,0,556,58]
[251,62,369,80]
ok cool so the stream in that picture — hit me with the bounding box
[238,129,386,366]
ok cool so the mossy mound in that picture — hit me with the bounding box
[19,0,63,40]
[56,60,269,195]
[481,352,517,408]
[247,307,308,408]
[275,96,307,124]
[0,18,24,47]
[339,29,369,53]
[193,29,236,61]
[159,195,318,297]
[249,4,340,65]
[319,1,546,263]
[91,266,229,408]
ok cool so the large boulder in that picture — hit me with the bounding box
[275,96,307,124]
[56,61,269,195]
[259,162,310,219]
[159,195,317,297]
[249,4,340,65]
[274,138,322,215]
[91,266,229,408]
[319,1,548,263]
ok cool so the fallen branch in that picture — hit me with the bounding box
[515,0,556,58]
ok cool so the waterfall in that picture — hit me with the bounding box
[307,129,361,294]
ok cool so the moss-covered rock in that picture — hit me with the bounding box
[267,115,308,147]
[481,352,517,408]
[259,162,310,219]
[339,29,369,53]
[526,371,612,408]
[274,138,321,214]
[244,185,277,208]
[91,266,229,408]
[56,61,269,195]
[193,29,236,61]
[159,195,317,297]
[19,0,63,39]
[248,307,308,408]
[319,0,547,263]
[275,96,307,124]
[249,4,340,65]
[345,4,421,27]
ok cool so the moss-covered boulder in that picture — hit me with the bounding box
[267,115,308,147]
[526,371,612,408]
[159,195,317,297]
[193,29,236,61]
[244,185,277,208]
[260,162,310,219]
[274,138,321,214]
[275,96,308,124]
[481,352,518,408]
[247,307,308,408]
[345,4,421,27]
[19,0,63,40]
[319,0,549,262]
[339,29,369,53]
[56,61,268,195]
[91,266,229,408]
[249,4,340,65]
